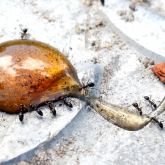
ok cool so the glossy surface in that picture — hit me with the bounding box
[0,39,162,131]
[0,40,81,113]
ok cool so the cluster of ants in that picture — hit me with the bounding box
[19,12,162,129]
[19,82,95,122]
[132,96,163,129]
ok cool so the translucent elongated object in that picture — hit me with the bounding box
[83,97,152,131]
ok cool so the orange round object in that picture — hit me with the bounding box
[151,62,165,83]
[0,39,82,113]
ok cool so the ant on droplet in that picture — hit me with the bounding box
[144,96,157,109]
[82,82,95,89]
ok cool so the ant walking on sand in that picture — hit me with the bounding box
[21,28,28,39]
[144,96,157,109]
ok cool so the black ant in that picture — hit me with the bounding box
[59,82,94,109]
[21,28,28,39]
[79,82,95,91]
[144,96,157,109]
[19,105,25,122]
[132,102,163,129]
[100,0,104,6]
[132,102,142,115]
[46,101,56,116]
[57,97,73,109]
[19,104,44,121]
[63,99,73,108]
[152,118,163,129]
[82,82,95,89]
[36,109,43,116]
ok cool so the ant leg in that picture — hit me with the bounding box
[63,99,73,108]
[34,105,43,116]
[36,109,43,116]
[19,111,24,122]
[47,101,56,116]
[57,96,73,108]
[80,82,95,91]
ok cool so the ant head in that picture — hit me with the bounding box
[144,96,149,100]
[132,103,138,108]
[23,28,28,33]
[79,82,95,93]
[88,82,95,87]
[159,122,163,129]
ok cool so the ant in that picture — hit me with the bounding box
[46,101,56,116]
[57,97,73,109]
[132,102,142,115]
[152,118,163,129]
[82,82,95,89]
[144,96,157,109]
[63,99,73,108]
[132,102,163,129]
[21,28,28,39]
[19,104,44,121]
[100,0,104,6]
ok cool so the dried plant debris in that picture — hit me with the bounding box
[117,10,134,22]
[151,62,165,83]
[138,57,155,68]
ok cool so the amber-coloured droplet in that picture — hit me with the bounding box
[0,39,81,113]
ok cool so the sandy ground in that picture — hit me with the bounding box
[0,0,164,165]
